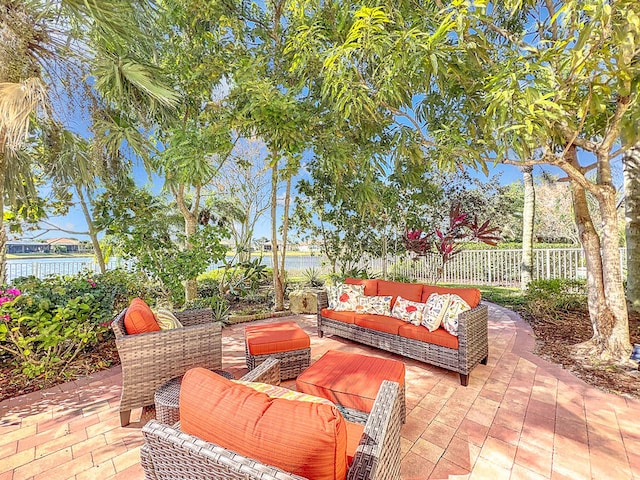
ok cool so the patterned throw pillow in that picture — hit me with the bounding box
[326,284,341,309]
[235,381,335,406]
[334,284,365,311]
[441,294,471,336]
[154,308,183,330]
[355,295,393,316]
[422,293,451,332]
[390,296,427,326]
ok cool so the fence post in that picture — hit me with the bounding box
[546,249,551,279]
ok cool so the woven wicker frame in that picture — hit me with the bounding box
[111,307,222,426]
[316,291,488,386]
[140,359,402,480]
[245,326,310,380]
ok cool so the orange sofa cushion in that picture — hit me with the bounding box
[376,279,424,306]
[421,285,481,308]
[180,368,349,480]
[296,350,405,414]
[344,278,378,296]
[398,324,459,349]
[354,314,405,335]
[245,321,310,355]
[123,298,160,335]
[321,308,356,324]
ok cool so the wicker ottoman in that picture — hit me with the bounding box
[245,321,311,380]
[154,370,234,425]
[296,350,406,425]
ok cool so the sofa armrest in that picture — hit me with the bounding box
[141,420,307,480]
[456,303,489,372]
[348,380,402,480]
[240,357,281,385]
[316,290,328,312]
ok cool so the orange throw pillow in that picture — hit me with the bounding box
[180,368,349,480]
[123,298,160,335]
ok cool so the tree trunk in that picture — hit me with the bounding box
[184,214,198,302]
[271,162,284,311]
[279,174,291,298]
[568,146,630,360]
[623,143,640,312]
[75,184,106,273]
[521,166,535,289]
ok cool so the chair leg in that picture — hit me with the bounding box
[459,374,469,386]
[120,410,131,427]
[480,355,488,365]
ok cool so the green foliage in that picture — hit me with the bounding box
[302,267,324,287]
[97,183,229,304]
[525,279,587,319]
[184,295,230,324]
[217,258,271,298]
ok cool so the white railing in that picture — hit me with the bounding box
[361,248,627,287]
[5,247,628,287]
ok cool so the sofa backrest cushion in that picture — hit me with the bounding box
[180,367,349,480]
[421,285,481,308]
[377,280,424,306]
[124,298,160,335]
[345,277,378,296]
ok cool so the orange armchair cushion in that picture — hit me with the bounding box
[123,298,160,335]
[180,367,349,480]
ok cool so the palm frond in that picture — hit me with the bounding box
[0,78,48,152]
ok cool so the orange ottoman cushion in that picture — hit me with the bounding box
[245,321,310,355]
[124,298,160,335]
[180,367,348,480]
[296,350,405,414]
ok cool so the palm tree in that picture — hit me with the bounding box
[0,0,178,281]
[521,166,535,290]
[623,143,640,312]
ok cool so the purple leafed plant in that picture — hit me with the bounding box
[404,204,500,283]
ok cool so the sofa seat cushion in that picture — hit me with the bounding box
[422,285,481,308]
[377,280,424,306]
[398,324,459,349]
[245,321,310,355]
[354,314,406,335]
[296,350,405,414]
[345,277,379,296]
[321,308,356,324]
[180,368,348,480]
[124,298,160,335]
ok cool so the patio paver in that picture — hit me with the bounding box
[1,302,639,479]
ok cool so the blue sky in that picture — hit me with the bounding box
[34,160,526,242]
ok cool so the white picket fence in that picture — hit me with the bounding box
[361,248,627,287]
[5,247,628,287]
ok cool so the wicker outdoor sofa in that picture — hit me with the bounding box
[317,279,489,386]
[140,358,403,480]
[111,307,222,426]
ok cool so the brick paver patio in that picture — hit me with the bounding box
[1,303,639,479]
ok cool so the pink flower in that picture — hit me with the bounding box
[2,314,9,322]
[6,288,20,297]
[0,297,10,306]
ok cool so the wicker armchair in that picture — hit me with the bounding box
[111,307,222,426]
[140,358,402,480]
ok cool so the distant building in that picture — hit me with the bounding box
[45,238,80,253]
[7,241,50,254]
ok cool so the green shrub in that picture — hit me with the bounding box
[0,269,159,379]
[525,279,587,319]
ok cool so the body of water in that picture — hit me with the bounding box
[5,255,327,283]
